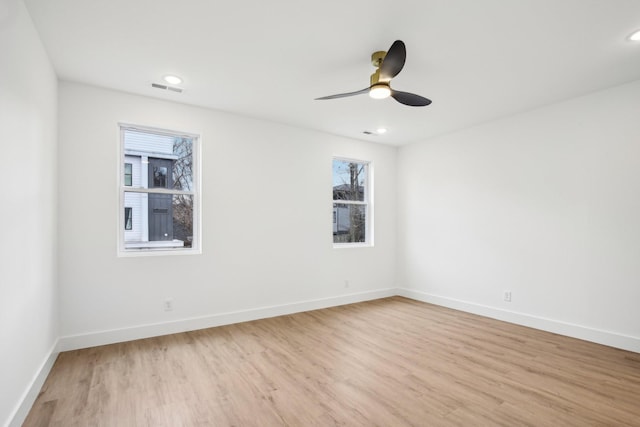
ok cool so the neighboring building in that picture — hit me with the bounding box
[123,131,184,249]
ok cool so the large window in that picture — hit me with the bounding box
[119,124,200,255]
[332,158,371,246]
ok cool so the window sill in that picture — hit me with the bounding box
[125,240,185,249]
[333,242,373,249]
[119,239,201,257]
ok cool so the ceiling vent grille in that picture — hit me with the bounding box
[151,83,183,93]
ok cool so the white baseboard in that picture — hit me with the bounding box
[7,340,59,427]
[397,288,640,354]
[58,287,640,353]
[58,288,397,352]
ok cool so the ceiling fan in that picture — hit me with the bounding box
[316,40,432,107]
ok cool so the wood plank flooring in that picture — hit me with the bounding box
[24,297,640,426]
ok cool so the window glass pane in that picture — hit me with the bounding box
[124,207,133,230]
[172,194,194,248]
[333,203,366,243]
[124,163,132,186]
[123,192,194,249]
[333,160,366,201]
[123,130,193,192]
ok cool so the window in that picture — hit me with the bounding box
[119,124,200,255]
[124,207,133,230]
[124,163,132,186]
[332,158,371,245]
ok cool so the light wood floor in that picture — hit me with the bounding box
[25,297,640,426]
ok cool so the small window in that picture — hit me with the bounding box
[332,158,371,245]
[119,124,200,255]
[153,166,168,188]
[124,163,132,186]
[124,207,133,230]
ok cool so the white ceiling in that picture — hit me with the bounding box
[24,0,640,145]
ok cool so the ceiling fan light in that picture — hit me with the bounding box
[629,29,640,41]
[369,84,391,99]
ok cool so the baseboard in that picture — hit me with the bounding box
[6,340,59,427]
[58,288,397,352]
[397,288,640,354]
[56,286,640,354]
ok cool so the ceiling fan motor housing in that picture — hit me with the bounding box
[371,50,387,67]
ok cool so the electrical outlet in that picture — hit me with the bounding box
[163,298,173,311]
[344,280,350,288]
[503,291,512,302]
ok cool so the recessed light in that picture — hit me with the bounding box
[629,29,640,41]
[163,75,183,85]
[376,128,387,134]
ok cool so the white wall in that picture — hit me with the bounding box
[398,80,640,351]
[57,82,397,347]
[0,0,58,425]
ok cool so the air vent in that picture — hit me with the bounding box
[151,83,183,93]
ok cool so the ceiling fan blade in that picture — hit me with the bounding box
[315,88,369,100]
[391,90,432,107]
[379,40,406,81]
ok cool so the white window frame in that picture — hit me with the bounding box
[332,157,373,248]
[117,123,201,257]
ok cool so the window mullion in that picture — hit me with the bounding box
[332,200,367,205]
[122,187,194,196]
